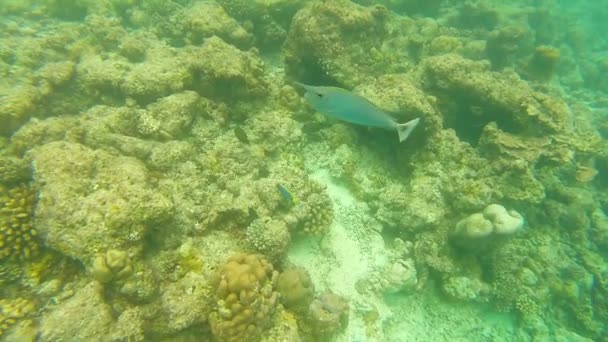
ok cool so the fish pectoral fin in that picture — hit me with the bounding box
[396,118,421,143]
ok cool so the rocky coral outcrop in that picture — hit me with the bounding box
[29,141,172,264]
[284,0,390,87]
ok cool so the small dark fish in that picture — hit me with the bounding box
[276,183,299,205]
[234,127,249,144]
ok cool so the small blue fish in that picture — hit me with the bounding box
[276,183,299,205]
[295,82,420,143]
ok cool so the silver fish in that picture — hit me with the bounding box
[295,82,420,142]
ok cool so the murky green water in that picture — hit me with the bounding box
[1,1,607,341]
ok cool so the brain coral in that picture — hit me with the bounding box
[209,253,279,342]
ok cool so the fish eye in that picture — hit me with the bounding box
[316,93,323,98]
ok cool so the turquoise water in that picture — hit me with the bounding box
[1,0,607,341]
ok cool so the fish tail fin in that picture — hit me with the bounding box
[396,118,420,143]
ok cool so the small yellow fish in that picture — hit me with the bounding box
[276,183,299,205]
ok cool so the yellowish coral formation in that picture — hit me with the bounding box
[0,298,34,337]
[527,45,560,82]
[295,193,334,236]
[209,253,279,342]
[90,249,132,283]
[276,266,315,313]
[0,184,39,260]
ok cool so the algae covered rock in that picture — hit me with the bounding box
[421,54,572,135]
[276,266,315,313]
[180,1,253,48]
[29,141,173,264]
[39,281,114,341]
[355,74,442,133]
[284,0,390,87]
[189,36,268,101]
[306,292,349,339]
[217,0,307,48]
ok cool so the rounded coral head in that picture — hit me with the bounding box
[483,204,524,235]
[455,213,493,239]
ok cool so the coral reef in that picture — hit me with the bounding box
[246,218,291,262]
[284,0,391,87]
[209,253,279,342]
[0,0,606,340]
[39,282,114,341]
[276,266,315,313]
[451,204,524,251]
[216,0,307,48]
[0,298,34,337]
[29,141,172,265]
[90,249,132,283]
[306,292,350,339]
[0,184,39,260]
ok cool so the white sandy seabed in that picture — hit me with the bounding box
[287,169,516,342]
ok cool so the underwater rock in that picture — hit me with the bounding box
[526,45,560,82]
[382,258,418,294]
[179,1,253,48]
[0,85,41,137]
[156,272,213,333]
[277,266,315,314]
[375,175,447,231]
[354,74,442,134]
[284,0,390,87]
[442,275,489,303]
[421,54,572,135]
[188,36,268,101]
[306,292,349,339]
[138,91,200,140]
[111,308,145,342]
[29,141,173,264]
[216,0,307,48]
[486,25,532,69]
[39,282,113,341]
